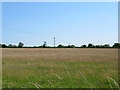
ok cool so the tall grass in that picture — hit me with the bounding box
[2,48,119,88]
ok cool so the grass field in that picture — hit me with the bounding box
[2,48,119,88]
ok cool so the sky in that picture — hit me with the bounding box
[2,2,118,46]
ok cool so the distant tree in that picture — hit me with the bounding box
[2,44,7,48]
[43,41,47,48]
[68,45,75,48]
[38,45,43,48]
[12,45,17,48]
[68,45,71,48]
[18,42,24,48]
[113,43,120,48]
[0,44,7,48]
[33,46,37,48]
[88,43,94,48]
[0,44,1,48]
[81,45,87,48]
[8,44,13,48]
[102,44,110,48]
[58,44,63,48]
[71,45,75,48]
[2,44,8,48]
[95,45,102,48]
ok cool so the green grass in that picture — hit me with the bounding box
[2,48,119,88]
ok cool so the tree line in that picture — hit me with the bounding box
[0,42,120,48]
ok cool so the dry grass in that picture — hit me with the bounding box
[2,48,119,88]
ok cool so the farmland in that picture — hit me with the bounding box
[2,48,119,88]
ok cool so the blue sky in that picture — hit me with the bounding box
[2,2,118,46]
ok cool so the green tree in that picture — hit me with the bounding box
[81,45,87,48]
[88,43,94,48]
[113,43,120,48]
[12,45,17,48]
[2,44,7,48]
[8,44,13,48]
[0,44,2,48]
[95,45,101,48]
[102,44,110,48]
[68,45,75,48]
[43,41,47,48]
[58,44,63,48]
[18,42,24,48]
